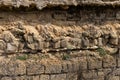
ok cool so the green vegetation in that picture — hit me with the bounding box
[97,47,107,56]
[16,54,28,60]
[62,54,71,60]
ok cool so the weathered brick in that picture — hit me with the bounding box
[103,55,116,68]
[108,76,119,80]
[15,76,35,80]
[61,62,68,73]
[66,61,74,72]
[45,63,62,74]
[81,70,97,79]
[72,61,80,72]
[66,73,78,80]
[27,61,45,75]
[78,57,87,70]
[50,74,66,80]
[103,68,112,75]
[0,60,26,76]
[112,68,120,76]
[1,77,12,80]
[87,57,102,69]
[40,75,50,80]
[32,76,40,80]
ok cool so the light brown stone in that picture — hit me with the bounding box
[27,62,45,75]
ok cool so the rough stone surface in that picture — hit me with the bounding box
[0,2,119,80]
[0,0,120,10]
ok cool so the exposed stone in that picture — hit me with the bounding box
[1,77,12,80]
[0,60,26,76]
[87,57,102,69]
[45,63,62,73]
[0,31,17,43]
[40,75,50,80]
[81,70,97,79]
[0,3,118,80]
[108,76,119,80]
[81,37,89,48]
[103,46,118,55]
[66,73,78,80]
[103,55,116,68]
[0,40,6,51]
[6,43,18,53]
[50,74,66,80]
[27,61,45,75]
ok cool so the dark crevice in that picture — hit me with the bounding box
[0,5,119,12]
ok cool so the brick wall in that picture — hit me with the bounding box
[0,7,119,80]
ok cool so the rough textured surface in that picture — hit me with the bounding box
[1,0,120,10]
[0,50,119,80]
[0,3,119,80]
[0,7,119,54]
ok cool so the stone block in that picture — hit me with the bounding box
[0,61,26,76]
[78,57,87,70]
[54,41,60,49]
[45,63,62,74]
[1,77,12,80]
[87,57,102,69]
[66,73,78,80]
[50,74,66,80]
[61,62,68,73]
[32,76,40,80]
[112,68,120,76]
[72,61,80,72]
[40,75,50,80]
[27,62,45,75]
[81,37,89,48]
[103,68,112,75]
[103,55,116,68]
[15,76,35,80]
[81,70,97,79]
[108,76,119,80]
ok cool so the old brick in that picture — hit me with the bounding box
[0,60,26,76]
[50,74,66,80]
[103,55,116,68]
[72,61,80,72]
[66,73,78,80]
[81,37,89,48]
[112,68,120,76]
[1,77,12,80]
[61,62,68,73]
[54,41,60,49]
[103,68,112,75]
[108,76,119,80]
[87,57,102,69]
[78,57,87,70]
[40,75,50,80]
[81,70,97,79]
[45,63,62,74]
[32,76,40,80]
[67,61,74,72]
[27,62,45,75]
[15,76,35,80]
